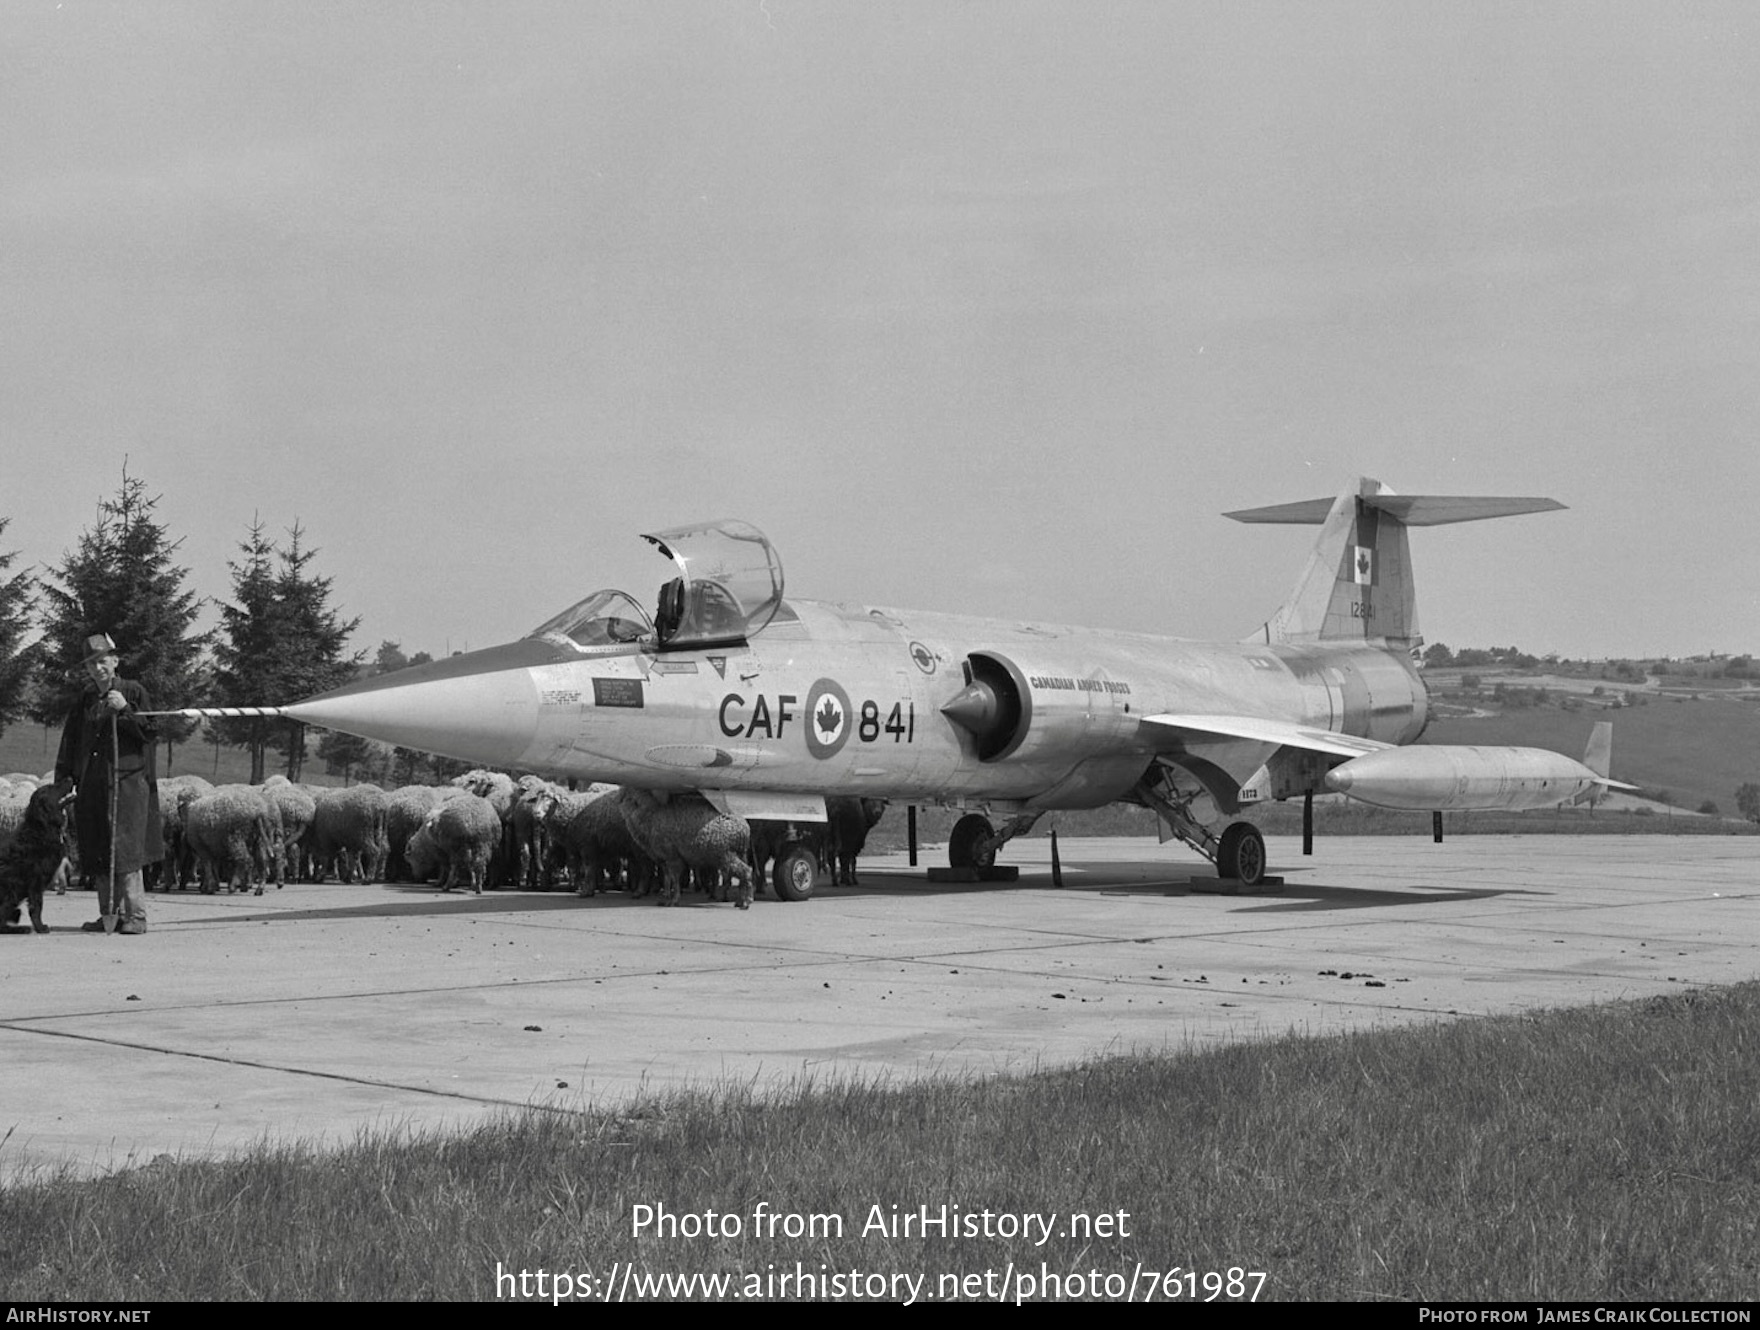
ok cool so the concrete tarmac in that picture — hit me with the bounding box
[2,834,1756,1180]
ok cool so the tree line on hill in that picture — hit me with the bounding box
[0,467,460,787]
[1422,642,1756,682]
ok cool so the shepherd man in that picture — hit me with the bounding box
[55,632,162,935]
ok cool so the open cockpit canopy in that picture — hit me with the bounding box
[526,520,785,654]
[642,519,784,649]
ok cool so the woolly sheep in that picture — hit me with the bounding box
[615,787,754,909]
[405,821,444,884]
[259,777,317,885]
[534,787,599,887]
[509,776,564,889]
[451,768,514,814]
[305,784,390,883]
[548,784,641,898]
[427,792,501,894]
[0,790,31,859]
[451,769,517,885]
[384,785,454,882]
[153,775,216,890]
[183,785,280,895]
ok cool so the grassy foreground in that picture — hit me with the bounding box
[4,986,1758,1302]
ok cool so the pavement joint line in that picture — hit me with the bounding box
[6,931,1353,1024]
[12,922,1733,1025]
[11,925,1733,1026]
[0,1024,596,1114]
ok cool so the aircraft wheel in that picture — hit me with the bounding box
[948,814,996,870]
[772,844,818,902]
[1216,822,1267,888]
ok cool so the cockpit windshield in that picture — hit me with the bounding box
[526,589,652,649]
[642,519,784,649]
[525,521,785,654]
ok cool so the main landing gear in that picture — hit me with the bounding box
[933,811,1037,882]
[948,814,998,870]
[1134,771,1277,893]
[1214,822,1268,889]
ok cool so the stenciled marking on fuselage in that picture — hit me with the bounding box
[718,692,800,739]
[592,678,644,708]
[1027,675,1133,695]
[719,682,917,756]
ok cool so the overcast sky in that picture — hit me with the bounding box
[4,1,1756,664]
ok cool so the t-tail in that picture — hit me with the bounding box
[1226,477,1565,650]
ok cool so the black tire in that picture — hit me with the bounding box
[1216,822,1267,888]
[773,844,818,902]
[948,813,996,870]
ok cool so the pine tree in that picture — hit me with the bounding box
[272,523,362,781]
[210,519,287,784]
[373,640,409,674]
[32,469,209,740]
[0,518,41,737]
[212,519,363,782]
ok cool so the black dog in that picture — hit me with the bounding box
[1,781,74,935]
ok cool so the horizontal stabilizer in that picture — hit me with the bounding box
[1225,495,1565,526]
[1232,478,1566,648]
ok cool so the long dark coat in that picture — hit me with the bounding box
[55,676,163,876]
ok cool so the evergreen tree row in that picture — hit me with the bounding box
[0,468,367,781]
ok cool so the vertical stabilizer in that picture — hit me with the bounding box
[1226,480,1564,649]
[1583,721,1613,778]
[1577,720,1618,809]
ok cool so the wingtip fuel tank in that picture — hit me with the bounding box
[1324,745,1621,812]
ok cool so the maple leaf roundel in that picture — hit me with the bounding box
[804,678,853,760]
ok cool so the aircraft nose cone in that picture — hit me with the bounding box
[283,639,556,768]
[1324,766,1353,794]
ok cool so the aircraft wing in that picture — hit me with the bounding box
[1138,713,1396,760]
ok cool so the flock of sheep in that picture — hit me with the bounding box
[0,768,888,910]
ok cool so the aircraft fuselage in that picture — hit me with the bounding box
[290,598,1428,813]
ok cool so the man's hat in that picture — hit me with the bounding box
[80,633,119,665]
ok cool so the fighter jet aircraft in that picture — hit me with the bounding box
[174,477,1632,898]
